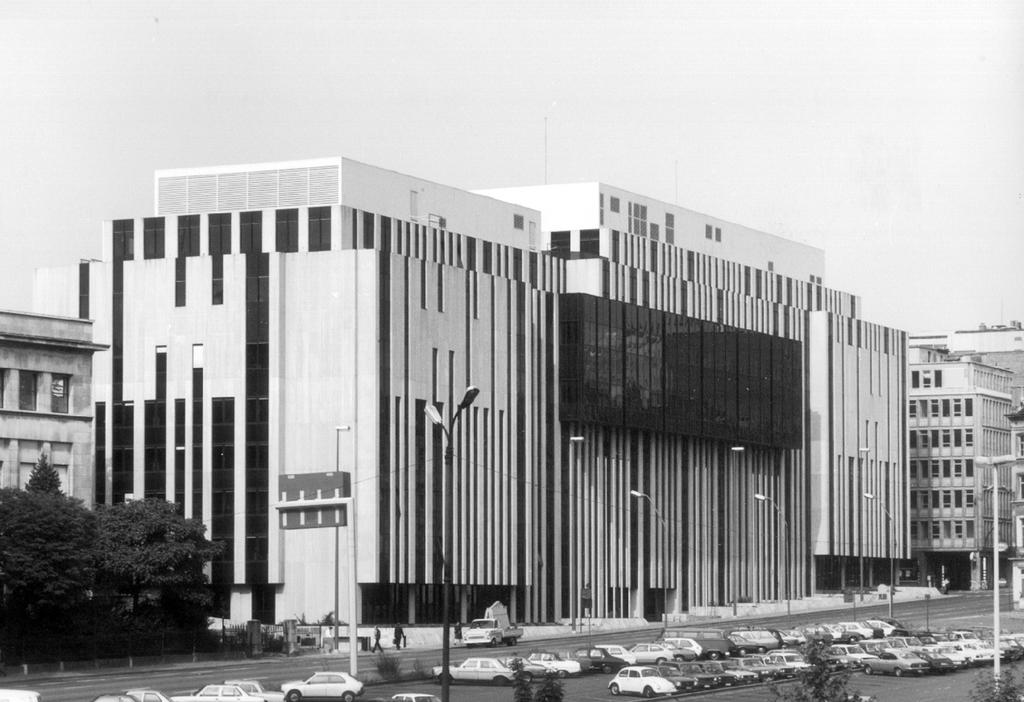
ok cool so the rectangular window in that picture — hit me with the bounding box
[208,213,231,255]
[705,224,713,240]
[934,370,943,387]
[931,522,941,539]
[143,217,165,259]
[436,265,444,312]
[955,490,963,507]
[362,210,375,249]
[965,398,973,416]
[113,219,135,261]
[240,211,262,253]
[177,215,200,257]
[715,226,722,242]
[942,490,952,508]
[50,374,69,413]
[931,460,941,478]
[942,398,950,417]
[420,261,427,309]
[965,459,974,477]
[953,521,964,538]
[175,257,186,307]
[212,255,224,305]
[513,214,524,230]
[911,371,920,388]
[609,196,620,213]
[580,229,600,256]
[19,370,37,411]
[966,491,975,508]
[929,399,940,417]
[909,401,917,418]
[665,213,675,244]
[650,222,660,241]
[482,242,492,274]
[964,428,973,447]
[276,209,298,252]
[308,206,331,251]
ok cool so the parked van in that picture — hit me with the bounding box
[664,629,734,660]
[727,629,782,653]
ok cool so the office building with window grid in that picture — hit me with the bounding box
[906,345,1013,591]
[33,157,905,624]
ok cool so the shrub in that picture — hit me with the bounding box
[374,651,401,681]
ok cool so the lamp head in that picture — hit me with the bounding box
[569,436,584,443]
[629,489,645,499]
[424,404,444,426]
[730,446,745,452]
[863,492,875,500]
[858,447,870,453]
[754,493,768,502]
[458,386,480,410]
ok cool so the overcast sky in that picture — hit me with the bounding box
[2,0,1021,334]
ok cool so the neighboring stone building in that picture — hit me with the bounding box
[907,345,1014,590]
[1007,403,1024,608]
[32,157,906,625]
[0,309,105,503]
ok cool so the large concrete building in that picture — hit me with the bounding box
[0,309,104,501]
[33,157,906,625]
[906,345,1014,590]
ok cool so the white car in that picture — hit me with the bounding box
[0,692,41,702]
[662,637,702,660]
[835,622,875,641]
[279,673,363,702]
[765,651,813,674]
[923,644,973,668]
[390,696,440,702]
[958,640,998,663]
[526,651,583,677]
[171,686,266,702]
[824,644,880,669]
[629,643,680,664]
[595,644,638,665]
[224,682,285,702]
[125,691,174,702]
[607,666,677,697]
[430,657,515,685]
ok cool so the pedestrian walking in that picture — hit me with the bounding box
[393,623,404,650]
[371,626,384,653]
[454,621,463,646]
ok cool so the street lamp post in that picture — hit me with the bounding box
[863,492,896,620]
[568,436,584,632]
[333,425,352,668]
[977,454,1017,687]
[858,447,871,608]
[630,489,667,636]
[754,493,791,617]
[425,386,480,702]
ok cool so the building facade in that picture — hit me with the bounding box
[906,346,1014,590]
[0,309,104,502]
[34,157,906,624]
[1008,404,1024,607]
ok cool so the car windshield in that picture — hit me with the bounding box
[467,620,492,629]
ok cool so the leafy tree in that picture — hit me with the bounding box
[25,453,62,494]
[509,656,533,702]
[769,640,856,702]
[969,667,1024,702]
[0,488,96,633]
[93,499,221,628]
[532,672,565,702]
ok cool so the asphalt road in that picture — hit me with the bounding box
[3,591,1017,702]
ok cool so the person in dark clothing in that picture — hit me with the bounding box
[393,624,404,650]
[371,626,383,652]
[454,621,463,645]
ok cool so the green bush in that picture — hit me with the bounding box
[374,651,402,681]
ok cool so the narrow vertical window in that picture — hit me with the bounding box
[240,211,262,253]
[19,370,37,411]
[208,214,231,255]
[212,255,224,305]
[178,215,200,256]
[308,206,331,252]
[175,257,186,307]
[143,217,165,259]
[50,374,69,414]
[275,209,298,252]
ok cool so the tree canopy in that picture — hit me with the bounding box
[25,452,62,494]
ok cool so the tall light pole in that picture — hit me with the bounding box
[730,446,745,609]
[858,447,871,606]
[332,425,356,673]
[425,386,480,702]
[630,489,667,637]
[977,454,1016,687]
[568,435,584,632]
[754,493,791,617]
[864,492,895,620]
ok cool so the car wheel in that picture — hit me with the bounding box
[708,651,723,660]
[642,686,656,698]
[602,663,613,674]
[507,638,517,646]
[894,667,904,677]
[757,646,767,654]
[656,657,667,665]
[864,666,873,675]
[520,672,533,683]
[493,676,510,686]
[609,683,621,696]
[341,694,356,702]
[490,637,499,647]
[285,692,301,702]
[556,670,569,679]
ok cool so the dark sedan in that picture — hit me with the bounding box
[568,647,629,674]
[915,650,956,674]
[674,661,723,689]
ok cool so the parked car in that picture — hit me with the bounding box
[224,682,284,702]
[700,660,758,685]
[390,696,440,702]
[500,656,551,680]
[797,625,835,645]
[727,629,781,653]
[279,673,364,702]
[914,649,956,673]
[835,622,874,642]
[723,656,779,681]
[672,662,723,689]
[922,643,973,668]
[772,629,806,647]
[171,687,266,702]
[595,644,638,665]
[649,664,699,692]
[660,637,701,660]
[664,629,733,660]
[124,691,174,702]
[526,651,582,677]
[430,658,515,685]
[568,647,630,674]
[958,640,998,664]
[91,696,138,702]
[630,643,682,664]
[0,693,41,702]
[765,651,813,675]
[863,650,930,677]
[864,619,909,637]
[822,644,879,671]
[607,666,677,698]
